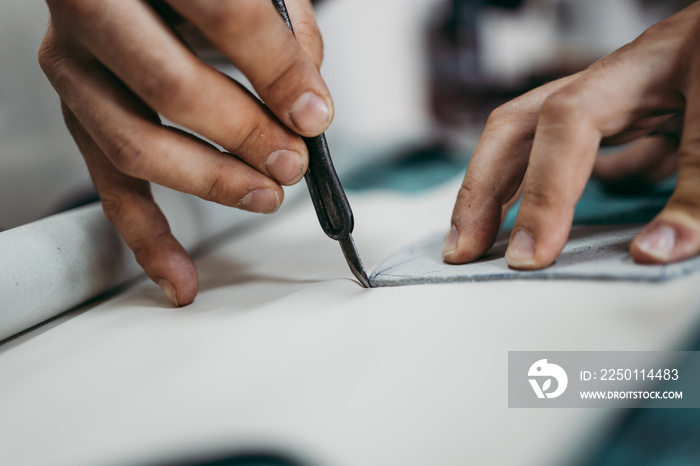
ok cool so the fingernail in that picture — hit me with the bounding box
[506,229,536,267]
[239,188,279,213]
[158,279,179,307]
[635,224,676,260]
[289,92,329,134]
[442,226,459,258]
[265,150,304,185]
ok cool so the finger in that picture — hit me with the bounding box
[159,1,325,73]
[41,44,285,213]
[48,0,309,185]
[442,75,579,264]
[285,0,324,67]
[61,102,198,307]
[167,0,332,136]
[631,77,700,264]
[505,51,685,270]
[593,137,679,184]
[505,95,601,270]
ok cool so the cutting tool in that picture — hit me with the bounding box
[271,0,371,288]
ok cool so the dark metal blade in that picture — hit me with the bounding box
[339,234,371,288]
[272,0,370,287]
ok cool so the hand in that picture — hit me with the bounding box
[39,0,332,305]
[442,2,700,270]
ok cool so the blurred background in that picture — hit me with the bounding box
[0,0,692,230]
[0,2,96,231]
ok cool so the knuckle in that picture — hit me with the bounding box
[461,161,521,206]
[205,0,261,40]
[460,175,489,202]
[37,28,70,80]
[297,30,324,66]
[295,19,320,41]
[454,184,475,216]
[487,101,516,124]
[540,90,586,125]
[227,118,264,156]
[521,185,559,211]
[99,191,141,233]
[99,194,124,224]
[37,43,84,99]
[100,192,162,257]
[679,132,700,157]
[139,65,195,110]
[484,98,533,135]
[108,134,148,176]
[456,178,501,214]
[257,56,300,98]
[679,148,700,169]
[672,155,700,219]
[200,171,233,204]
[489,96,531,120]
[667,195,700,221]
[131,229,171,266]
[37,38,60,75]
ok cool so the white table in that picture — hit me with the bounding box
[2,180,700,466]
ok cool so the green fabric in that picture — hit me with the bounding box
[581,339,700,466]
[343,146,675,226]
[343,144,464,193]
[502,176,676,229]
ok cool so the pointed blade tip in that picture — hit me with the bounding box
[339,235,372,288]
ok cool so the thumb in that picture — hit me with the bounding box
[631,82,700,263]
[286,0,324,68]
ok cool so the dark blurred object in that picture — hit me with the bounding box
[426,0,697,134]
[145,451,310,466]
[426,0,583,131]
[488,0,525,9]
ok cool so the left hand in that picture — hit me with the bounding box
[442,2,700,269]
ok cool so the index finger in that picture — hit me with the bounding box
[443,75,579,264]
[283,0,324,67]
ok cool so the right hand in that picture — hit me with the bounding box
[39,0,332,306]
